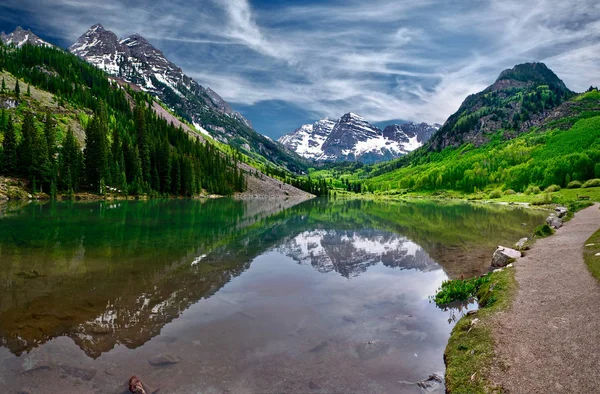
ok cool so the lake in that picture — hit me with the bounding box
[0,198,547,393]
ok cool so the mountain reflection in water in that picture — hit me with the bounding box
[0,199,546,394]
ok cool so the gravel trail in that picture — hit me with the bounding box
[491,203,600,393]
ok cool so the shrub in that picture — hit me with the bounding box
[567,180,582,189]
[433,274,491,306]
[524,185,541,195]
[582,178,600,188]
[545,184,561,192]
[532,193,552,205]
[489,190,502,199]
[503,189,516,195]
[534,224,554,237]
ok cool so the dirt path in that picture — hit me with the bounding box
[491,203,600,393]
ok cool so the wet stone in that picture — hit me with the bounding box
[59,364,97,381]
[309,341,328,353]
[20,351,51,374]
[148,353,180,366]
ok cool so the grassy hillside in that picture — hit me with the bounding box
[359,90,600,196]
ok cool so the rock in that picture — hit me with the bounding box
[595,253,600,257]
[546,214,562,229]
[492,246,522,268]
[417,374,444,390]
[58,365,97,381]
[308,381,321,390]
[148,353,180,367]
[20,351,51,374]
[515,237,529,251]
[586,244,595,247]
[555,206,568,218]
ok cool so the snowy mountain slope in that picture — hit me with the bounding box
[278,113,439,164]
[69,24,306,173]
[0,26,53,48]
[278,119,336,160]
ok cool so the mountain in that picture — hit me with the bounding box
[429,62,574,150]
[278,118,336,160]
[279,113,439,164]
[0,26,53,48]
[69,24,305,173]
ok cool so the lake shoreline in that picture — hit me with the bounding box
[444,203,600,393]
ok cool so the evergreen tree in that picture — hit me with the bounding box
[43,111,56,162]
[26,84,31,97]
[2,116,17,174]
[134,105,151,185]
[18,111,35,176]
[1,77,5,92]
[84,103,109,192]
[59,127,81,191]
[14,79,20,98]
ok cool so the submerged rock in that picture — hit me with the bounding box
[515,237,529,251]
[148,353,180,367]
[417,373,444,391]
[492,246,522,268]
[555,206,568,218]
[546,214,563,229]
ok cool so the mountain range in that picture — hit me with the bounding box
[66,24,305,173]
[279,113,439,164]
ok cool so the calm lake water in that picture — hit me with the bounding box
[0,199,547,393]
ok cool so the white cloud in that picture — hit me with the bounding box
[4,0,600,132]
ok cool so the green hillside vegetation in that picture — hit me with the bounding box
[359,91,600,196]
[0,43,246,197]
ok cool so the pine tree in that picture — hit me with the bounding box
[43,111,56,162]
[84,103,109,192]
[134,105,151,185]
[2,116,17,174]
[14,79,20,98]
[26,84,31,97]
[1,77,5,92]
[59,127,81,191]
[18,111,35,177]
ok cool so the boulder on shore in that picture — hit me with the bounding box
[515,237,529,251]
[492,246,522,268]
[546,214,562,229]
[555,206,568,218]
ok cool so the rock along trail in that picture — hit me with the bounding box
[491,203,600,393]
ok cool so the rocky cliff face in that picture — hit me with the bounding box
[279,113,439,163]
[0,26,53,48]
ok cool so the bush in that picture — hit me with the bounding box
[582,178,600,188]
[567,180,582,189]
[531,193,552,205]
[545,184,561,192]
[489,190,502,199]
[433,274,491,306]
[503,189,516,195]
[534,224,554,237]
[524,185,541,195]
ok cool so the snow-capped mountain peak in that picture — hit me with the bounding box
[278,113,439,164]
[69,24,252,129]
[0,26,53,48]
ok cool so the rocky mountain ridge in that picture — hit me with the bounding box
[68,24,305,173]
[0,26,53,48]
[428,62,574,150]
[279,113,439,163]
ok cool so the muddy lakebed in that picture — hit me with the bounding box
[0,199,547,393]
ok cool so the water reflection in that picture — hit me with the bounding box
[0,199,547,393]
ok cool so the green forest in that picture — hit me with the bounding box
[0,43,246,197]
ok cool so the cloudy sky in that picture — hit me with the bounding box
[1,0,599,138]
